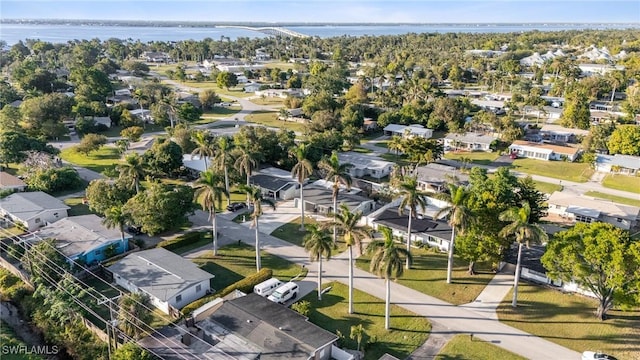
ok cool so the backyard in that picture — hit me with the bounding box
[64,197,94,216]
[601,174,640,194]
[510,158,594,182]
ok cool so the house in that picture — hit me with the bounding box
[182,154,211,176]
[244,82,262,93]
[508,140,581,162]
[337,152,394,179]
[296,185,375,215]
[578,63,625,76]
[362,118,378,132]
[93,116,112,128]
[443,132,497,151]
[372,209,453,252]
[108,248,213,315]
[383,124,433,138]
[546,192,640,230]
[539,125,589,144]
[0,191,69,231]
[595,154,640,175]
[0,172,26,192]
[415,163,469,193]
[114,89,132,96]
[140,51,170,63]
[250,174,298,200]
[25,214,130,265]
[471,99,505,114]
[129,109,152,122]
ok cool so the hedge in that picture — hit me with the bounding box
[157,231,204,251]
[182,268,273,315]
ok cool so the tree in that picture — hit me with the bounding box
[367,226,412,330]
[102,205,128,248]
[75,133,107,156]
[111,343,153,360]
[193,170,228,256]
[25,167,83,193]
[199,89,221,110]
[541,222,640,321]
[176,102,203,123]
[143,138,183,177]
[216,71,238,90]
[350,324,366,352]
[212,136,234,205]
[234,147,262,205]
[318,151,353,245]
[499,202,548,308]
[303,224,333,301]
[334,204,370,314]
[560,90,590,129]
[118,153,146,193]
[22,238,69,283]
[388,135,404,159]
[117,292,153,339]
[397,176,428,269]
[120,126,144,142]
[85,179,135,216]
[607,125,640,156]
[240,185,276,272]
[290,143,313,231]
[191,130,214,171]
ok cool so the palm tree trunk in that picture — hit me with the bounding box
[299,182,305,231]
[255,219,261,272]
[317,254,323,301]
[212,210,218,256]
[385,278,390,330]
[203,156,208,171]
[333,191,338,246]
[134,179,139,194]
[348,245,353,314]
[446,226,456,284]
[406,209,412,269]
[512,242,523,308]
[224,167,230,206]
[246,169,251,207]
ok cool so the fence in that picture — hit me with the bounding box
[0,255,33,289]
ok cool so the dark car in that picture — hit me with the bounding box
[226,202,246,212]
[127,225,143,235]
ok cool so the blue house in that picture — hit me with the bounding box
[26,214,131,265]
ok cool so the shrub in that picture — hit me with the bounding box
[157,231,204,251]
[291,300,310,316]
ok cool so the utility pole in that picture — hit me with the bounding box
[99,294,122,356]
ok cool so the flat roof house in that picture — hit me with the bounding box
[415,163,469,193]
[0,172,26,192]
[337,152,394,179]
[443,132,498,152]
[108,248,214,315]
[0,191,69,231]
[547,192,640,230]
[595,154,640,175]
[383,124,433,139]
[509,140,581,162]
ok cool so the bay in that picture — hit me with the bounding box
[0,23,638,45]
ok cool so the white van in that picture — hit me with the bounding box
[254,278,283,297]
[267,282,298,304]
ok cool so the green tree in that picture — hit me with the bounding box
[85,178,135,216]
[560,90,590,129]
[350,324,366,352]
[234,146,262,205]
[102,205,129,250]
[216,71,238,90]
[367,226,412,330]
[25,167,83,193]
[199,89,221,110]
[212,136,234,205]
[290,143,314,231]
[22,238,69,284]
[176,102,203,123]
[120,126,144,142]
[191,130,214,171]
[193,170,228,256]
[397,176,428,269]
[117,292,153,339]
[240,185,276,271]
[318,151,353,245]
[75,133,107,156]
[499,202,548,308]
[541,222,640,320]
[607,125,640,156]
[143,138,184,177]
[303,224,333,301]
[118,153,146,193]
[111,343,153,360]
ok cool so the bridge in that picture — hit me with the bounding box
[216,25,309,38]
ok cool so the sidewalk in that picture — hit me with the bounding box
[458,271,515,320]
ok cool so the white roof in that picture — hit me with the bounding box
[548,192,640,220]
[540,125,589,137]
[337,152,394,171]
[471,99,505,109]
[182,154,211,173]
[0,191,69,221]
[444,132,497,145]
[257,166,294,180]
[596,154,640,170]
[383,123,433,136]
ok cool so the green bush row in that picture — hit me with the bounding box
[157,231,203,251]
[182,268,273,315]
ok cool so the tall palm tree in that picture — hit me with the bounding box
[388,135,404,159]
[290,143,314,231]
[102,205,128,247]
[334,204,371,314]
[434,183,473,284]
[234,147,262,206]
[499,202,548,308]
[212,136,234,206]
[397,176,428,269]
[191,130,214,171]
[367,226,412,330]
[240,185,276,272]
[193,170,229,256]
[318,151,353,245]
[118,153,146,193]
[303,224,333,301]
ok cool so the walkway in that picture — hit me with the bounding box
[459,271,515,320]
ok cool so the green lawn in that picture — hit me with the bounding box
[435,334,526,360]
[356,247,494,305]
[584,191,640,207]
[444,151,500,165]
[249,97,285,105]
[168,231,214,255]
[270,217,348,256]
[602,174,640,194]
[191,243,307,291]
[194,107,242,124]
[245,110,307,133]
[161,79,255,98]
[380,153,411,166]
[511,158,594,182]
[496,283,640,360]
[64,197,94,216]
[532,180,563,195]
[374,141,388,149]
[60,146,121,174]
[303,282,431,360]
[100,124,166,138]
[0,321,42,360]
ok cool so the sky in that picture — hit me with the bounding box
[1,0,639,24]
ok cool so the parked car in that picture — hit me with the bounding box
[127,225,143,235]
[267,282,298,304]
[226,202,246,212]
[582,351,618,360]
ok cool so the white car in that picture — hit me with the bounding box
[581,351,618,360]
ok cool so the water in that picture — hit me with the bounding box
[1,23,638,45]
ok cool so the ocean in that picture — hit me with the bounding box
[1,23,638,45]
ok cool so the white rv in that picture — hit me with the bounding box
[254,278,283,297]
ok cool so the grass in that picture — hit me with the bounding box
[168,231,214,255]
[100,124,166,138]
[602,174,640,194]
[271,217,348,256]
[352,147,373,154]
[380,153,411,167]
[510,158,594,183]
[374,141,388,149]
[532,180,563,194]
[444,151,500,165]
[584,191,640,207]
[161,79,255,98]
[249,96,285,105]
[64,197,95,216]
[194,107,242,124]
[59,146,121,174]
[191,243,307,291]
[0,321,42,360]
[356,247,494,305]
[303,281,431,360]
[496,282,640,360]
[245,110,307,133]
[435,334,526,360]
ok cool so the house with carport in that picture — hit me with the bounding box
[443,132,497,151]
[546,192,640,230]
[595,154,640,175]
[508,140,581,161]
[0,191,69,231]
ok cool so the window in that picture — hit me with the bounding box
[196,284,202,292]
[35,218,41,223]
[617,218,623,223]
[176,295,182,303]
[575,215,593,223]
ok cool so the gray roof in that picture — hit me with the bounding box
[302,186,371,210]
[31,214,130,258]
[548,192,640,220]
[444,132,497,145]
[250,174,294,192]
[108,248,213,302]
[415,163,469,185]
[337,152,394,171]
[0,191,69,221]
[374,209,453,240]
[596,154,640,170]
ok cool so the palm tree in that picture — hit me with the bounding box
[499,202,548,308]
[102,205,128,247]
[118,153,146,193]
[117,292,153,339]
[191,130,214,171]
[212,136,233,206]
[290,143,314,231]
[303,224,333,301]
[367,226,412,330]
[434,183,473,284]
[397,176,428,269]
[334,204,371,314]
[388,135,404,159]
[193,170,229,256]
[318,151,353,245]
[240,185,276,272]
[234,147,262,206]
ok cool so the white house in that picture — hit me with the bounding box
[415,163,470,193]
[0,191,69,231]
[108,248,213,315]
[595,154,640,175]
[129,109,152,122]
[383,124,433,138]
[443,132,497,151]
[337,152,394,179]
[578,64,625,76]
[547,192,640,230]
[114,89,132,96]
[0,172,26,192]
[539,125,589,144]
[296,184,375,215]
[250,174,298,200]
[243,83,262,93]
[371,208,453,252]
[509,140,581,162]
[471,99,505,113]
[182,154,211,175]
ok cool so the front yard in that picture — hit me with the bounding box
[245,110,307,133]
[510,158,594,182]
[60,146,121,174]
[601,174,640,194]
[270,217,348,256]
[444,151,500,165]
[435,334,525,360]
[584,191,640,207]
